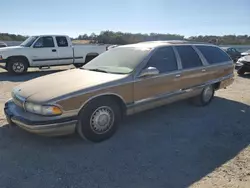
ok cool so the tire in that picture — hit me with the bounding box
[7,57,28,74]
[76,97,121,142]
[85,55,97,64]
[237,67,245,76]
[192,85,215,106]
[74,63,83,68]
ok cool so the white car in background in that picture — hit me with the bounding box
[0,42,7,48]
[241,50,250,56]
[0,35,109,74]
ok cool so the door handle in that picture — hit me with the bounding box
[52,49,57,52]
[175,74,181,78]
[201,69,206,72]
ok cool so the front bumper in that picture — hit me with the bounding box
[4,101,77,136]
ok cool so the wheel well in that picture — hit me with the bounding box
[6,56,30,66]
[81,95,127,117]
[213,82,221,90]
[84,53,99,64]
[85,53,99,60]
[86,53,99,57]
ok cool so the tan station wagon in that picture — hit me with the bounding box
[4,41,234,142]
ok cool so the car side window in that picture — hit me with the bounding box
[34,37,55,48]
[196,45,231,64]
[56,36,68,47]
[175,46,203,69]
[145,47,178,73]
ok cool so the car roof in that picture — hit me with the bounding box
[31,35,68,37]
[119,40,216,49]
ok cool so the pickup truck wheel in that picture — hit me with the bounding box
[85,55,97,64]
[77,98,121,142]
[7,58,28,74]
[192,85,214,106]
[74,63,83,68]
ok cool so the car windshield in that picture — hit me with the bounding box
[82,47,152,74]
[20,36,39,47]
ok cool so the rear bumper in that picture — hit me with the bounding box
[4,101,77,136]
[219,76,234,89]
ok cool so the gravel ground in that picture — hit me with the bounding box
[0,67,249,188]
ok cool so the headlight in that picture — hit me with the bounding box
[25,102,62,116]
[236,61,243,66]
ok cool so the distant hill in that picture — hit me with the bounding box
[0,33,27,41]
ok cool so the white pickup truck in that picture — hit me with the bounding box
[0,35,108,74]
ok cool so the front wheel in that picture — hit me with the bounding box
[76,98,121,142]
[237,67,246,76]
[7,58,28,74]
[191,85,215,106]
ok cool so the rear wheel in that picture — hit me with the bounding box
[192,85,215,106]
[74,63,83,68]
[85,55,98,64]
[7,58,28,74]
[76,98,121,142]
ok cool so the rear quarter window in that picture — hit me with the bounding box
[196,46,232,64]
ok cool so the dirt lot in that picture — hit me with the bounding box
[0,67,249,188]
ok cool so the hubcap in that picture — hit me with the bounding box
[90,106,114,134]
[13,62,25,73]
[203,86,213,102]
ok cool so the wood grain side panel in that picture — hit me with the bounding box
[134,73,182,101]
[57,83,134,111]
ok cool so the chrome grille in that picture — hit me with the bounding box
[12,93,25,108]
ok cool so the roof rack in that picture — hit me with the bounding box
[138,40,210,45]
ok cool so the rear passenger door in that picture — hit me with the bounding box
[174,45,206,90]
[55,36,74,65]
[134,47,183,102]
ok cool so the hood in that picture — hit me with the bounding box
[13,69,128,103]
[0,46,25,52]
[238,55,250,62]
[241,51,250,56]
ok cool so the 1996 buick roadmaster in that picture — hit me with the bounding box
[4,41,234,142]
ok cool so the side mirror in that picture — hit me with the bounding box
[139,67,159,78]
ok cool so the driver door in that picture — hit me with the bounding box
[30,36,58,66]
[133,47,183,109]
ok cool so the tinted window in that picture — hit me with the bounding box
[146,47,178,73]
[176,46,203,69]
[56,36,68,47]
[34,37,55,48]
[196,46,231,64]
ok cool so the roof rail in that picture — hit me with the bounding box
[138,40,210,45]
